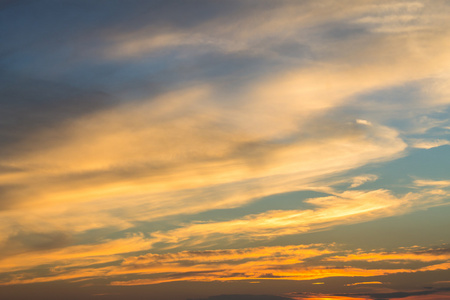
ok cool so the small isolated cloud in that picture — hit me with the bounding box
[356,119,372,126]
[350,174,378,188]
[0,234,152,274]
[2,242,449,287]
[345,281,383,286]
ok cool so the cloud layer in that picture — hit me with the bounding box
[1,1,450,299]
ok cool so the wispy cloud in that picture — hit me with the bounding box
[414,179,450,187]
[3,0,450,249]
[409,139,450,149]
[327,246,450,263]
[0,234,152,274]
[350,174,378,188]
[345,281,383,286]
[148,189,447,247]
[3,242,449,287]
[290,289,450,300]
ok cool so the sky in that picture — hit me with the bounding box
[0,1,449,299]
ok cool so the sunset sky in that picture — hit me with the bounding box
[0,1,449,300]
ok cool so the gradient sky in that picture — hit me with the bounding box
[1,1,449,300]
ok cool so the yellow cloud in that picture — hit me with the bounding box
[0,243,332,285]
[345,281,383,286]
[121,244,329,266]
[414,179,450,187]
[148,189,447,247]
[350,174,378,188]
[2,243,449,286]
[2,2,450,290]
[0,81,408,248]
[108,266,392,286]
[0,234,152,273]
[329,252,450,263]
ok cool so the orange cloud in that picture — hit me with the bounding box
[345,281,383,286]
[0,234,152,273]
[148,189,448,247]
[290,297,368,300]
[327,249,450,263]
[121,244,329,266]
[2,243,449,287]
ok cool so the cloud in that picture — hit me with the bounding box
[352,1,427,33]
[290,290,450,300]
[0,243,332,286]
[0,234,152,273]
[327,246,450,263]
[290,296,367,300]
[0,81,408,249]
[102,1,369,60]
[345,281,383,286]
[414,180,450,187]
[2,174,447,276]
[1,1,450,295]
[109,265,398,287]
[134,245,450,285]
[409,139,450,149]
[2,243,449,287]
[0,71,114,156]
[2,0,450,245]
[121,244,329,267]
[334,287,450,300]
[186,295,294,300]
[148,189,447,247]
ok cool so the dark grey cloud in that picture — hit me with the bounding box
[0,0,315,91]
[0,0,23,11]
[288,287,450,300]
[0,71,115,155]
[0,70,118,210]
[187,294,293,300]
[0,184,25,210]
[6,231,72,252]
[0,0,265,61]
[413,246,450,256]
[334,287,450,300]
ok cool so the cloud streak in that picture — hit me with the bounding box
[148,189,447,247]
[1,1,450,299]
[2,243,449,287]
